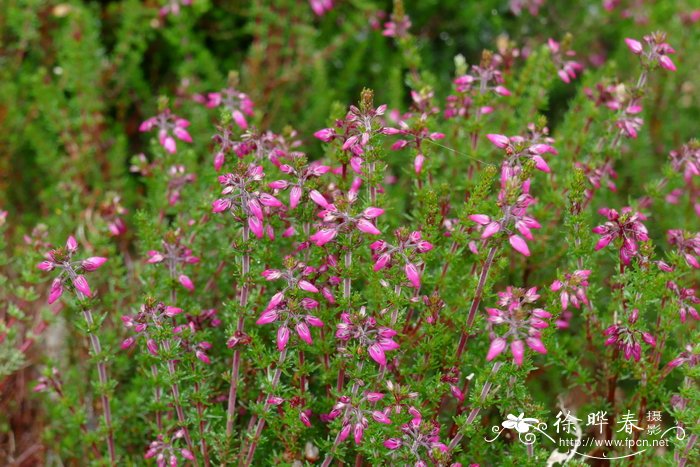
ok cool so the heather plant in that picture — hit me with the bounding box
[1,1,699,466]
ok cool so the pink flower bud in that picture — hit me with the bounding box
[212,198,231,213]
[313,128,335,142]
[48,279,63,304]
[384,438,402,450]
[368,342,387,366]
[372,411,391,424]
[526,337,547,354]
[165,306,183,317]
[289,186,302,209]
[196,350,211,364]
[365,392,384,402]
[353,423,364,444]
[509,235,531,256]
[374,253,391,271]
[362,207,384,219]
[181,449,195,461]
[256,310,278,325]
[404,262,421,289]
[494,85,511,96]
[625,38,643,55]
[72,275,92,297]
[511,340,525,366]
[296,322,313,344]
[248,216,264,239]
[486,134,510,148]
[121,336,136,350]
[356,219,381,235]
[259,193,284,208]
[178,274,195,291]
[173,127,192,143]
[658,55,676,71]
[82,257,108,271]
[37,261,55,271]
[146,339,159,356]
[338,423,351,442]
[298,280,319,293]
[310,228,337,246]
[482,221,501,239]
[277,326,290,351]
[66,235,78,252]
[469,214,491,225]
[232,109,248,129]
[486,337,507,361]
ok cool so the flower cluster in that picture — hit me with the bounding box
[548,37,584,83]
[666,281,699,323]
[603,319,656,362]
[470,179,541,257]
[325,391,391,445]
[203,86,254,129]
[485,287,551,366]
[314,96,388,174]
[146,232,200,291]
[144,430,195,466]
[336,307,399,366]
[37,236,107,303]
[625,32,677,71]
[212,163,285,238]
[592,207,649,265]
[383,407,448,466]
[308,190,383,245]
[139,109,192,154]
[550,270,591,310]
[370,229,432,288]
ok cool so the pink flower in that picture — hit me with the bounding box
[82,257,108,271]
[550,270,591,310]
[404,262,421,288]
[336,307,399,367]
[592,207,649,265]
[485,287,551,366]
[140,109,192,153]
[178,274,195,291]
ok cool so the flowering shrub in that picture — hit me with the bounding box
[1,1,699,466]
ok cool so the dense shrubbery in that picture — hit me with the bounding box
[1,0,699,465]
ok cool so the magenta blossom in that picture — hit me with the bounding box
[383,11,411,39]
[485,132,557,175]
[550,270,591,310]
[592,207,649,265]
[548,37,584,83]
[254,288,324,351]
[370,230,432,288]
[204,86,254,129]
[469,179,541,257]
[485,287,551,366]
[383,407,448,465]
[335,306,399,367]
[268,161,330,209]
[666,230,700,269]
[325,391,391,445]
[144,430,194,467]
[313,96,387,173]
[667,282,699,323]
[212,164,284,238]
[139,109,192,154]
[37,236,107,303]
[308,189,384,246]
[669,142,700,183]
[625,32,677,71]
[145,233,199,292]
[309,0,333,16]
[604,322,656,362]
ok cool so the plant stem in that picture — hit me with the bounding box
[162,339,197,464]
[80,303,117,465]
[242,348,288,466]
[226,224,250,437]
[151,364,163,432]
[456,245,498,359]
[448,361,503,451]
